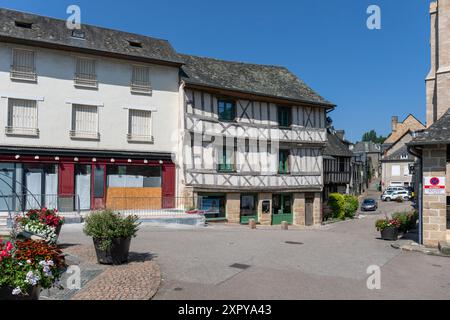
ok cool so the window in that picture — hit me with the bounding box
[391,165,401,176]
[339,158,347,172]
[15,21,32,29]
[218,138,236,172]
[6,99,38,136]
[70,104,99,140]
[131,66,152,94]
[75,57,97,88]
[277,106,292,128]
[11,48,36,81]
[218,100,236,121]
[128,40,143,48]
[94,165,105,198]
[198,194,226,220]
[240,194,258,221]
[279,149,290,174]
[107,166,161,188]
[128,109,153,142]
[71,29,86,39]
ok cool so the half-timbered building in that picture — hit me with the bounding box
[323,130,353,200]
[178,54,335,226]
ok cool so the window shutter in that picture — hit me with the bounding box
[8,99,37,128]
[129,110,151,137]
[11,49,36,81]
[75,58,97,86]
[72,104,98,133]
[131,66,151,94]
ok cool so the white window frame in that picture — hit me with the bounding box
[131,65,152,95]
[127,109,154,143]
[74,57,98,88]
[10,48,37,82]
[5,98,39,137]
[70,104,100,140]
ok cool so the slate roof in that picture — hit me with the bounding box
[352,141,381,154]
[409,108,450,146]
[323,132,354,157]
[0,8,183,66]
[382,145,414,161]
[180,54,334,107]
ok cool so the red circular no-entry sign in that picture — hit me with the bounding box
[430,177,440,186]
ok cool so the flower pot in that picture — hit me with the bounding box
[93,237,131,265]
[380,227,399,241]
[55,224,62,236]
[0,286,41,301]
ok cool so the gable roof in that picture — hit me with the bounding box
[409,108,450,146]
[352,141,381,154]
[323,132,354,158]
[382,145,414,162]
[384,114,426,145]
[0,8,183,66]
[180,54,334,107]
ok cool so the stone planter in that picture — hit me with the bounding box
[380,227,399,241]
[93,237,131,265]
[0,286,41,300]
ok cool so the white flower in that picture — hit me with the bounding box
[25,271,40,286]
[46,260,54,267]
[26,260,32,264]
[12,287,22,296]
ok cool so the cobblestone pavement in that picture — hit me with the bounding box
[40,244,161,300]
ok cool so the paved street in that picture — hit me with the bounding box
[59,186,450,300]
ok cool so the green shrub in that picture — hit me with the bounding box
[392,211,419,233]
[84,210,140,250]
[328,193,346,220]
[344,195,359,219]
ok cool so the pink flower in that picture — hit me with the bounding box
[6,242,13,252]
[1,250,10,258]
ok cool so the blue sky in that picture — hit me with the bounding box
[0,0,433,142]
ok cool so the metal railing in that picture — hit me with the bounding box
[10,65,37,81]
[0,194,81,215]
[107,197,198,217]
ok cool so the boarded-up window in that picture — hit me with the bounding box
[7,99,38,135]
[128,109,152,142]
[11,48,36,81]
[71,104,99,139]
[131,66,151,94]
[75,57,97,87]
[391,165,401,176]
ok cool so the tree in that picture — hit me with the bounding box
[362,130,386,144]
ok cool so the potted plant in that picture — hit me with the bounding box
[83,210,140,265]
[375,218,401,241]
[0,240,66,300]
[16,209,65,244]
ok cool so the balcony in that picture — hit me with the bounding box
[5,126,39,137]
[10,66,37,82]
[185,113,327,144]
[74,74,98,89]
[127,133,154,144]
[70,130,100,141]
[130,82,152,95]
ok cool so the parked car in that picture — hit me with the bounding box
[384,186,407,194]
[361,198,378,211]
[382,190,411,202]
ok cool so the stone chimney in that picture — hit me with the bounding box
[335,130,345,140]
[391,116,398,133]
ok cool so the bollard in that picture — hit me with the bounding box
[249,219,257,230]
[281,221,289,230]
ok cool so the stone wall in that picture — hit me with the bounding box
[258,193,273,226]
[422,145,448,247]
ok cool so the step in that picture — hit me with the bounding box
[438,241,450,256]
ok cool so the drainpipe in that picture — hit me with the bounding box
[408,144,423,245]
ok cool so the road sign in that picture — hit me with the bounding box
[424,176,446,195]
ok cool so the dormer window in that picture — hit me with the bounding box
[15,21,33,29]
[71,29,86,39]
[128,40,143,48]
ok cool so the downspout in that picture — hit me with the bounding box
[408,144,423,245]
